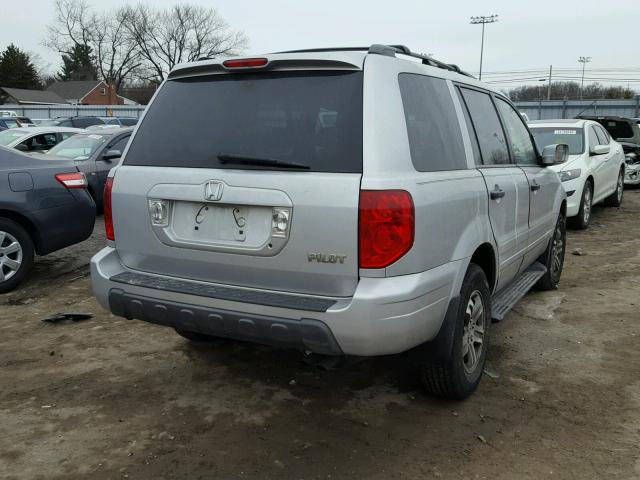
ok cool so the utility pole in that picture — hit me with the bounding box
[547,65,553,100]
[578,56,591,100]
[470,15,498,80]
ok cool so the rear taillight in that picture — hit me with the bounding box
[222,58,268,69]
[104,177,114,241]
[359,190,414,269]
[55,172,87,189]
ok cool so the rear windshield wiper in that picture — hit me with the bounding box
[217,153,310,170]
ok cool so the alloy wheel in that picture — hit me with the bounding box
[0,231,23,283]
[550,218,565,279]
[462,290,485,375]
[583,186,592,225]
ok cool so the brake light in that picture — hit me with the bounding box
[104,177,114,241]
[359,190,414,269]
[55,172,87,189]
[222,58,268,69]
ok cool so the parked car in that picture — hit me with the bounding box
[530,119,625,229]
[15,116,36,127]
[0,127,84,153]
[91,45,569,400]
[40,116,106,129]
[43,127,133,210]
[621,142,640,186]
[0,117,21,131]
[578,115,640,145]
[98,117,138,126]
[0,146,95,293]
[0,110,17,117]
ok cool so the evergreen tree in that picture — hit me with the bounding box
[0,44,41,89]
[58,44,97,81]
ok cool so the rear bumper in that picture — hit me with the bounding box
[91,247,464,356]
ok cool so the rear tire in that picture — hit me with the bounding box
[568,181,592,230]
[535,210,566,291]
[417,264,491,400]
[604,169,624,207]
[0,218,34,294]
[174,328,218,342]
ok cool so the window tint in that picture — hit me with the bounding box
[588,126,599,151]
[495,98,538,165]
[595,125,610,145]
[398,74,466,171]
[125,72,363,172]
[459,88,510,165]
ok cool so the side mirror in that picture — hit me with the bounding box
[591,144,610,156]
[103,149,121,161]
[541,144,569,166]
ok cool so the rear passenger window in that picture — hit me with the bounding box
[459,88,510,166]
[398,74,466,171]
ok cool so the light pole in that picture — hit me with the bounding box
[578,56,592,100]
[470,14,498,80]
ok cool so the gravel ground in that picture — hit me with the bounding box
[1,190,639,480]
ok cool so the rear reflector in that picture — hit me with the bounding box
[222,58,268,69]
[55,172,87,189]
[359,190,414,269]
[104,177,114,241]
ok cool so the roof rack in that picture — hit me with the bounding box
[275,44,475,78]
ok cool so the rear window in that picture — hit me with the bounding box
[530,127,584,155]
[398,74,466,171]
[125,71,363,172]
[598,120,633,140]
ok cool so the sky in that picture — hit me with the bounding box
[2,0,640,90]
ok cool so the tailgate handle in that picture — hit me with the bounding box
[490,185,506,200]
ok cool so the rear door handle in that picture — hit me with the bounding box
[530,181,541,192]
[490,185,505,200]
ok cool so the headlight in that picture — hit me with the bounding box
[559,169,581,182]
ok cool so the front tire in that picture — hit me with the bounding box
[604,168,624,207]
[417,264,491,400]
[0,218,34,294]
[535,210,566,291]
[568,180,592,230]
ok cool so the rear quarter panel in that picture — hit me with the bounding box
[361,56,495,291]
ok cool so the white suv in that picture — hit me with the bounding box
[530,119,625,229]
[91,45,568,399]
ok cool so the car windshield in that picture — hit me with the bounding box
[0,130,28,146]
[39,119,61,126]
[530,127,584,155]
[47,133,107,160]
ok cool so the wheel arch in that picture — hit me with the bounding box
[469,243,497,294]
[0,209,42,255]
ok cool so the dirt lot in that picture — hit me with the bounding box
[1,190,639,480]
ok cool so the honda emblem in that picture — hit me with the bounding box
[205,181,224,201]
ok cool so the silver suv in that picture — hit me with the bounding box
[91,45,568,399]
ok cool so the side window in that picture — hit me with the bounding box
[456,90,482,166]
[595,125,610,145]
[459,88,510,165]
[588,126,599,152]
[108,135,130,153]
[495,98,538,165]
[398,74,467,171]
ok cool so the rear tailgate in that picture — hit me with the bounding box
[112,63,363,297]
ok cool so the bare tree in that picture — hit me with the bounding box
[45,0,142,90]
[122,4,248,82]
